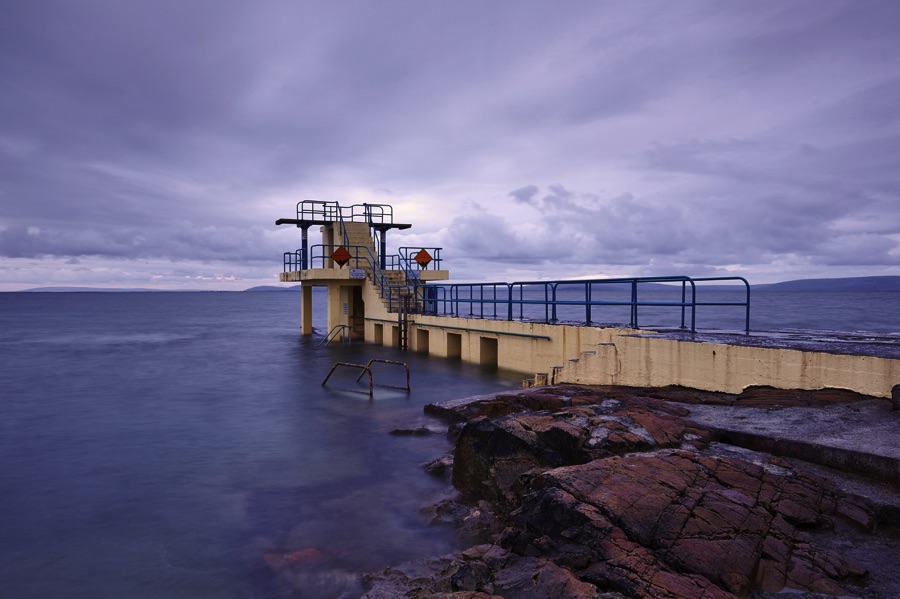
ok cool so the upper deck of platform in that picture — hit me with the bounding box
[275,200,411,230]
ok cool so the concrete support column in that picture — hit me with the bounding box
[301,284,313,335]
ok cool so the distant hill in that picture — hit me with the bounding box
[757,276,900,292]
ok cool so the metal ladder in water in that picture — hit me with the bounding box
[320,324,351,346]
[397,295,411,350]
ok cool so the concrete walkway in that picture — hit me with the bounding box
[685,398,900,485]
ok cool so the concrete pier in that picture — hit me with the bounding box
[278,201,900,399]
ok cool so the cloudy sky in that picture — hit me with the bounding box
[1,0,899,290]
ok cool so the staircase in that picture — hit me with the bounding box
[338,222,420,349]
[340,222,377,259]
[522,343,618,388]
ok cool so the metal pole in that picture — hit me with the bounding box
[300,225,309,270]
[630,280,637,328]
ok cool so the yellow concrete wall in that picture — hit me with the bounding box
[311,267,900,399]
[394,313,899,398]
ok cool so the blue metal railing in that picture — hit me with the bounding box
[295,200,395,224]
[282,243,749,331]
[399,247,443,271]
[427,276,750,333]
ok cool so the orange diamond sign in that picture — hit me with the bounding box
[414,248,433,268]
[331,246,352,268]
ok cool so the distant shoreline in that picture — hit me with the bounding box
[10,275,900,294]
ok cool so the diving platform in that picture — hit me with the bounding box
[275,200,900,399]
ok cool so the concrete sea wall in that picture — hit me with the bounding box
[363,313,900,398]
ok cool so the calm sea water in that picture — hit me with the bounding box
[0,289,897,598]
[0,291,522,599]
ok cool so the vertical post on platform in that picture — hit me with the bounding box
[379,229,387,270]
[300,225,310,270]
[301,284,313,335]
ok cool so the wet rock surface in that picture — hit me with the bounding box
[362,384,900,599]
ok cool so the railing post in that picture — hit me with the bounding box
[689,280,697,332]
[630,280,638,328]
[507,284,513,321]
[586,282,591,325]
[551,283,558,323]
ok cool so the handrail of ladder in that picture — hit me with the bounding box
[321,362,373,396]
[320,324,351,346]
[354,359,410,391]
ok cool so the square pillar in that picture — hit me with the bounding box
[301,284,313,335]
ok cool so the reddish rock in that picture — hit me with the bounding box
[451,395,712,507]
[413,385,892,599]
[510,451,873,597]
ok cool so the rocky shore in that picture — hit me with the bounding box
[362,385,900,599]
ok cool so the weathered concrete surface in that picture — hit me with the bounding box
[651,329,900,360]
[558,333,900,398]
[365,385,900,599]
[684,398,900,484]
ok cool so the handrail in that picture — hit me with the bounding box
[321,362,373,396]
[295,200,396,225]
[322,359,411,396]
[320,324,351,346]
[354,359,410,391]
[399,246,443,271]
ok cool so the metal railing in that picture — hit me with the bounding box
[295,200,396,226]
[399,247,443,271]
[320,324,351,346]
[428,276,750,333]
[321,359,411,397]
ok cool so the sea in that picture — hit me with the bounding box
[0,289,897,598]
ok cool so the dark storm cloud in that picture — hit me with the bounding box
[508,185,540,206]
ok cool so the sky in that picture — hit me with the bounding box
[1,0,899,291]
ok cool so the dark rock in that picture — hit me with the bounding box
[424,452,454,478]
[362,544,599,599]
[420,497,503,542]
[390,425,441,435]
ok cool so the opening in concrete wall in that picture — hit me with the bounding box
[391,325,399,348]
[480,336,498,367]
[416,329,429,354]
[447,332,462,360]
[350,287,365,340]
[373,323,383,345]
